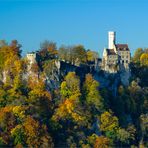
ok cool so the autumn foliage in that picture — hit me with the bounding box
[0,40,147,147]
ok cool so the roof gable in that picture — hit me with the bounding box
[106,49,117,55]
[116,44,129,51]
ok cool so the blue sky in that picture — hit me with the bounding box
[0,0,148,56]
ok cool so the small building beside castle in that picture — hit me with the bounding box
[26,52,37,65]
[26,51,39,79]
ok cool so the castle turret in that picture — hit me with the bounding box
[108,31,115,49]
[26,52,37,64]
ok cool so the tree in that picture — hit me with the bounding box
[82,74,104,113]
[27,76,52,122]
[39,40,57,60]
[0,105,53,147]
[86,134,111,148]
[117,128,130,144]
[100,110,119,139]
[52,72,85,124]
[140,53,148,66]
[116,124,136,146]
[30,63,40,73]
[42,59,57,77]
[10,40,22,57]
[0,40,7,47]
[86,50,99,62]
[52,95,85,124]
[60,72,81,98]
[11,124,26,146]
[0,40,22,85]
[22,116,53,147]
[140,114,148,145]
[72,45,87,65]
[58,45,87,65]
[132,48,143,64]
[128,81,144,116]
[40,40,56,51]
[58,45,69,61]
[0,106,26,146]
[94,136,110,148]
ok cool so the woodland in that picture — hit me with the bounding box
[0,40,147,148]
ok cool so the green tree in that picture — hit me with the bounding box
[53,72,85,123]
[71,45,87,65]
[60,72,81,98]
[132,48,143,64]
[11,125,25,146]
[86,50,99,62]
[100,110,119,140]
[116,125,136,145]
[83,74,104,112]
[128,81,144,116]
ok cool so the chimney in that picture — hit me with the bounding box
[108,31,115,49]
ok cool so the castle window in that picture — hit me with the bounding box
[122,60,124,63]
[126,60,128,63]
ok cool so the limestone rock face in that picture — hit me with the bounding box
[2,70,7,83]
[120,69,131,86]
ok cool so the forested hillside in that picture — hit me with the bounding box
[0,40,147,147]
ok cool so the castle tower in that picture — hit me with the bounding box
[108,31,116,49]
[26,52,37,65]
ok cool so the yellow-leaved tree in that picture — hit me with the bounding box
[140,53,148,66]
[100,110,119,140]
[52,72,86,124]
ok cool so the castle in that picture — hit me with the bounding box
[26,31,131,86]
[26,32,131,74]
[102,31,131,73]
